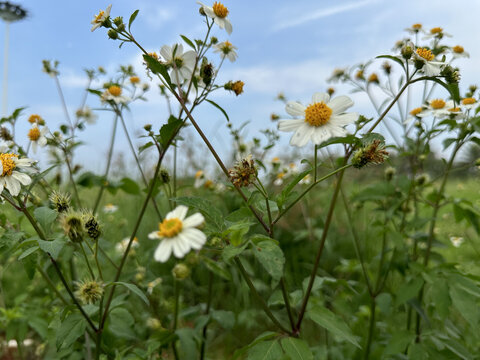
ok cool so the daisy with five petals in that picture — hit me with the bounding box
[149,205,206,263]
[278,92,357,147]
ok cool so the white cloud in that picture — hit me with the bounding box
[272,0,380,32]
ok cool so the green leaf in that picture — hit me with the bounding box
[119,177,140,195]
[176,328,198,360]
[33,207,57,234]
[383,331,415,355]
[307,306,361,348]
[159,116,183,148]
[56,313,86,349]
[203,257,232,281]
[37,238,66,260]
[233,332,279,359]
[428,280,451,320]
[128,9,139,30]
[222,243,248,263]
[276,168,312,209]
[376,55,406,71]
[143,54,172,85]
[211,310,235,329]
[108,308,135,339]
[428,77,460,104]
[174,196,224,231]
[109,281,149,305]
[449,281,479,328]
[18,246,39,260]
[395,278,424,306]
[180,34,196,50]
[248,339,284,360]
[280,337,313,360]
[205,99,230,122]
[251,240,285,282]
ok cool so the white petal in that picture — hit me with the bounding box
[154,240,173,262]
[0,161,3,175]
[148,230,161,239]
[31,141,38,154]
[290,124,314,147]
[330,112,358,126]
[312,92,330,104]
[172,236,187,258]
[328,96,354,114]
[38,137,47,147]
[203,7,215,18]
[278,119,305,132]
[5,176,20,196]
[312,127,331,144]
[224,19,233,35]
[167,205,188,220]
[181,228,206,249]
[12,172,31,185]
[160,45,172,62]
[285,101,306,117]
[183,213,205,228]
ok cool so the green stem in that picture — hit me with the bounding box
[200,272,214,360]
[79,242,95,279]
[234,257,291,334]
[172,279,180,359]
[63,149,82,208]
[363,298,376,360]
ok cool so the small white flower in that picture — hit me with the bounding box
[451,45,469,59]
[0,144,35,196]
[461,97,477,111]
[197,1,232,34]
[404,23,424,35]
[148,205,206,263]
[214,41,237,62]
[115,237,139,253]
[27,123,48,154]
[278,92,357,147]
[412,47,444,76]
[194,170,205,188]
[419,99,454,118]
[101,85,130,105]
[299,174,312,185]
[450,236,464,248]
[160,44,196,85]
[91,4,112,32]
[76,106,97,124]
[103,203,118,213]
[422,27,452,40]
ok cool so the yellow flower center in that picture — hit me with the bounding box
[28,114,41,123]
[195,170,203,178]
[355,70,364,79]
[430,99,446,109]
[28,127,41,141]
[448,107,461,112]
[149,52,159,60]
[304,102,332,127]
[453,45,464,54]
[368,73,379,83]
[213,2,229,18]
[412,23,422,30]
[272,157,280,163]
[409,107,423,116]
[232,81,244,96]
[416,48,434,61]
[108,85,122,97]
[462,97,476,105]
[0,153,17,176]
[204,180,213,188]
[130,76,140,84]
[158,218,183,238]
[94,10,105,23]
[430,27,442,34]
[277,172,285,179]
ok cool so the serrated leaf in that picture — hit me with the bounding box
[33,207,57,234]
[143,54,172,85]
[56,313,86,349]
[205,99,229,122]
[251,240,285,282]
[222,243,248,263]
[174,196,224,231]
[395,277,424,306]
[18,246,39,260]
[37,238,66,260]
[248,339,284,360]
[233,332,279,359]
[203,257,231,280]
[308,306,361,348]
[119,177,140,195]
[160,116,183,148]
[128,9,139,30]
[109,281,149,305]
[281,337,313,360]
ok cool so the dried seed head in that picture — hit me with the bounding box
[75,280,103,304]
[352,140,389,169]
[229,155,258,187]
[49,191,71,213]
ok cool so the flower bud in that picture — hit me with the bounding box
[172,263,190,280]
[107,29,118,40]
[75,280,103,304]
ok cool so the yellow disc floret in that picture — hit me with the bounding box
[213,2,228,18]
[108,85,122,97]
[304,102,333,127]
[195,170,204,178]
[28,114,42,124]
[430,27,443,34]
[412,23,422,30]
[430,99,446,109]
[28,127,41,141]
[448,107,461,112]
[130,76,140,84]
[0,153,17,176]
[158,218,183,238]
[416,48,434,61]
[409,107,423,116]
[462,97,476,105]
[453,45,464,54]
[94,10,105,23]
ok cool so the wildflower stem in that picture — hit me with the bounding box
[79,242,95,279]
[234,257,291,334]
[19,203,98,332]
[314,145,318,182]
[63,149,82,208]
[37,266,69,306]
[94,240,103,281]
[200,272,214,360]
[273,163,352,225]
[53,74,74,132]
[92,114,118,214]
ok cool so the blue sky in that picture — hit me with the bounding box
[1,0,478,172]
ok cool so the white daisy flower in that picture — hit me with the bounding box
[450,236,464,248]
[451,45,469,59]
[91,4,112,32]
[160,44,196,85]
[412,47,444,76]
[214,41,237,62]
[0,145,35,196]
[115,237,139,253]
[404,107,424,124]
[197,1,232,35]
[461,97,477,110]
[419,99,454,118]
[27,123,48,154]
[404,23,424,35]
[278,92,357,147]
[148,205,206,263]
[299,174,312,185]
[76,106,97,124]
[103,203,118,213]
[194,170,206,188]
[101,85,130,105]
[423,27,452,40]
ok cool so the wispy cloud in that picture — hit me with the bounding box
[272,0,379,32]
